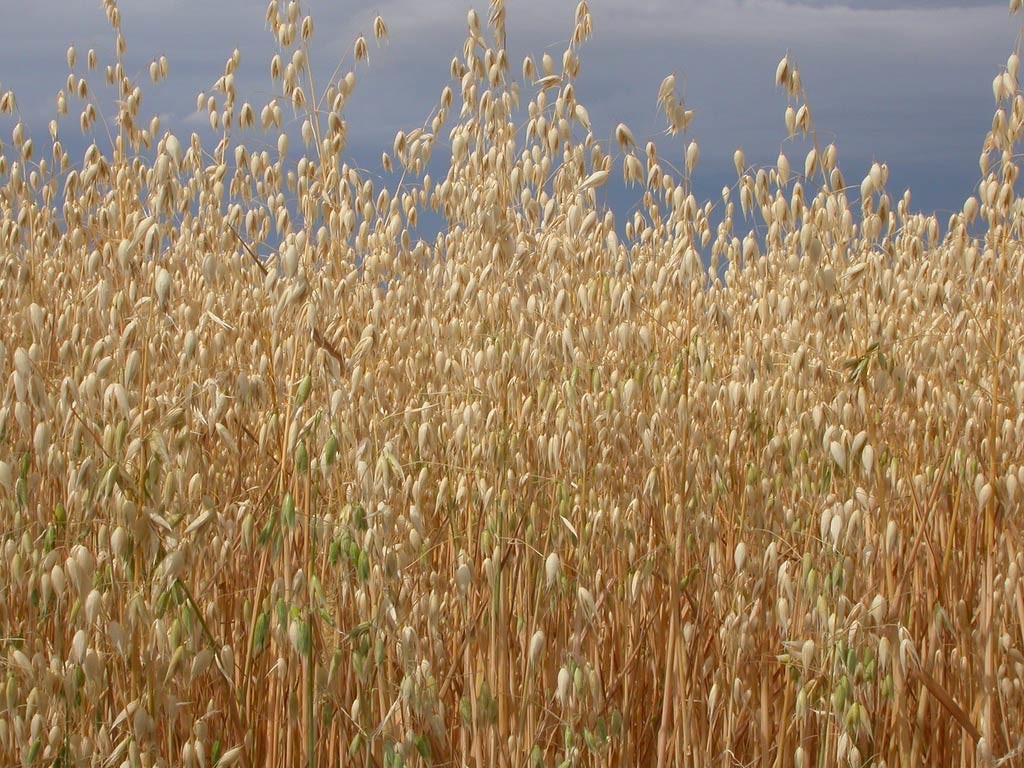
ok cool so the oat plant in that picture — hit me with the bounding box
[1,0,1023,766]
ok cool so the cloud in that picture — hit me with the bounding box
[779,0,1003,8]
[0,0,1015,218]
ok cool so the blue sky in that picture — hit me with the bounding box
[0,0,1018,222]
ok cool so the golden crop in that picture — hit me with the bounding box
[0,1,1022,766]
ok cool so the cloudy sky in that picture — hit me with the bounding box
[0,0,1017,221]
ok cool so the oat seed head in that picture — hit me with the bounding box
[0,2,1020,765]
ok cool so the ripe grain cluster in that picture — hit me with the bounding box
[1,1,1023,766]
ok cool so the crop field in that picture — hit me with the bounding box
[1,0,1023,765]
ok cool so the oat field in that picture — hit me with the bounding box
[1,0,1024,766]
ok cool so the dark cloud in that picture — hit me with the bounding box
[780,0,1003,8]
[0,0,1016,218]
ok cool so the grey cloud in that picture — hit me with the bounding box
[0,0,1016,218]
[779,0,1003,8]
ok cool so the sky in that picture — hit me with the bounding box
[0,0,1019,226]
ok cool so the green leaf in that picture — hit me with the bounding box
[328,540,342,567]
[351,502,367,531]
[295,373,312,408]
[356,550,370,582]
[253,611,270,654]
[324,434,339,467]
[347,733,362,759]
[281,493,296,529]
[296,619,312,657]
[277,598,288,632]
[414,734,431,759]
[258,515,276,545]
